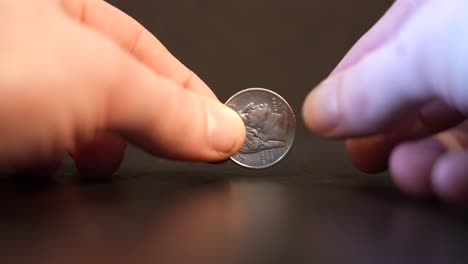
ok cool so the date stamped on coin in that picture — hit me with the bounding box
[225,88,295,169]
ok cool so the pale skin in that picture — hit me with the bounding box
[303,0,468,203]
[2,0,468,203]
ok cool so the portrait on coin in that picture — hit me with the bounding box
[238,102,288,153]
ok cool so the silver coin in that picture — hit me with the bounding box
[225,88,295,169]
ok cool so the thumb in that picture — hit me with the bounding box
[303,0,468,138]
[66,20,246,162]
[105,52,246,161]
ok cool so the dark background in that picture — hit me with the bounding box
[2,0,468,263]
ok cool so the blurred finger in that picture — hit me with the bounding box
[433,150,468,204]
[390,138,444,198]
[303,0,468,138]
[71,133,126,178]
[303,47,431,139]
[347,101,464,173]
[390,122,468,202]
[61,0,217,99]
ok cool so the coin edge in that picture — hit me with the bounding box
[225,88,296,169]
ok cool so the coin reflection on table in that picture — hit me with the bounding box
[225,88,296,169]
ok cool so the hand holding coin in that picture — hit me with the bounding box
[0,0,245,176]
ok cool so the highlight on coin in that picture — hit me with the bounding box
[225,88,295,169]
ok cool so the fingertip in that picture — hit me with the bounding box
[433,152,468,204]
[346,137,390,174]
[302,80,340,137]
[72,134,126,178]
[390,139,443,198]
[301,90,316,133]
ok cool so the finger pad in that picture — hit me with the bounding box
[390,140,444,197]
[433,153,468,203]
[346,137,393,173]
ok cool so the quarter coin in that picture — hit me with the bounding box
[225,88,295,169]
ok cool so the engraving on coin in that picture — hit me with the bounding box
[225,88,295,169]
[238,102,287,153]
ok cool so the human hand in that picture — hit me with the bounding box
[302,0,468,202]
[0,0,245,177]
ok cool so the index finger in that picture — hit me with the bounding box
[61,0,217,100]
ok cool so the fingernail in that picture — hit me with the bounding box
[302,78,340,136]
[205,102,245,154]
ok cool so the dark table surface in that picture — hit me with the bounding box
[2,0,468,263]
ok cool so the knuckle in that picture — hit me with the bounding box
[180,70,196,89]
